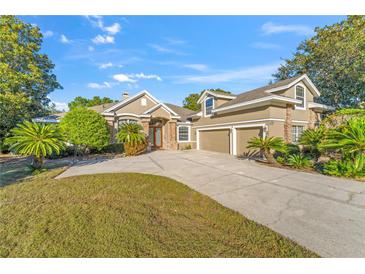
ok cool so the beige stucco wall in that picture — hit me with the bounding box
[149,106,171,119]
[115,94,156,115]
[199,129,230,153]
[215,97,232,108]
[194,106,271,127]
[275,80,316,122]
[268,121,285,139]
[236,127,262,155]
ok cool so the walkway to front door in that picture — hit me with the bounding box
[57,150,365,257]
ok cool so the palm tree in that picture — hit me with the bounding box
[116,122,147,156]
[247,136,286,165]
[320,117,365,156]
[299,126,325,161]
[5,121,65,169]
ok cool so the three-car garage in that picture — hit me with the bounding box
[196,124,265,156]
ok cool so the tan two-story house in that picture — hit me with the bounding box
[38,74,331,156]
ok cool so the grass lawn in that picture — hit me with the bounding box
[0,156,70,187]
[0,169,317,258]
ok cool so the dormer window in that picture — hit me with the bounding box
[295,85,306,110]
[205,97,214,117]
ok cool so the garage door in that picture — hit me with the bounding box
[236,127,262,156]
[199,129,230,154]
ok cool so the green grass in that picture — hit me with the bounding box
[0,157,69,187]
[0,169,318,258]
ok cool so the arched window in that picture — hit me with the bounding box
[204,97,214,116]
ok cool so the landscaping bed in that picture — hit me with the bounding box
[0,169,317,258]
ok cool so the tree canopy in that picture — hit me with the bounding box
[0,16,62,116]
[273,16,365,109]
[59,107,110,152]
[0,92,31,146]
[68,96,116,110]
[183,93,201,111]
[183,89,231,111]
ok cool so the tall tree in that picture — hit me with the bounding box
[0,92,30,149]
[0,16,62,116]
[68,96,115,110]
[183,89,231,111]
[273,16,365,109]
[183,93,201,111]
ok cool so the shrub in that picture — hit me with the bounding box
[299,127,325,161]
[323,154,365,178]
[100,143,124,154]
[287,154,312,169]
[5,121,65,169]
[59,107,110,153]
[247,136,287,165]
[320,117,365,155]
[276,155,286,165]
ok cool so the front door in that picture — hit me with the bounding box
[149,126,163,149]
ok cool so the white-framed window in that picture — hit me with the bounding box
[204,97,214,117]
[295,85,306,110]
[177,126,190,142]
[291,125,304,143]
[141,98,147,106]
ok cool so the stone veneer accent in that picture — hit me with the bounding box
[308,109,316,129]
[140,120,150,135]
[284,104,293,143]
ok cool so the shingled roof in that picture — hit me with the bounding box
[88,102,118,113]
[164,103,195,122]
[217,75,304,109]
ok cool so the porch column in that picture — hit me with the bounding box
[168,121,177,150]
[140,119,150,136]
[284,104,293,143]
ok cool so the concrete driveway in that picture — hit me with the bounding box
[57,150,365,257]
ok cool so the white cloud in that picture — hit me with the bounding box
[88,46,95,52]
[43,30,54,38]
[251,42,281,50]
[53,101,69,112]
[87,82,112,89]
[165,37,187,45]
[148,43,184,55]
[183,64,208,72]
[177,63,280,84]
[92,35,115,44]
[113,74,137,83]
[262,22,313,36]
[104,23,121,35]
[99,62,113,69]
[98,62,123,69]
[85,16,121,35]
[60,34,71,44]
[148,44,174,53]
[130,73,162,81]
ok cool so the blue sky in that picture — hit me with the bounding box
[21,16,344,111]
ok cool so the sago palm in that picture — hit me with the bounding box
[116,123,146,145]
[320,117,365,156]
[299,126,325,161]
[5,121,65,168]
[116,122,147,156]
[247,136,286,165]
